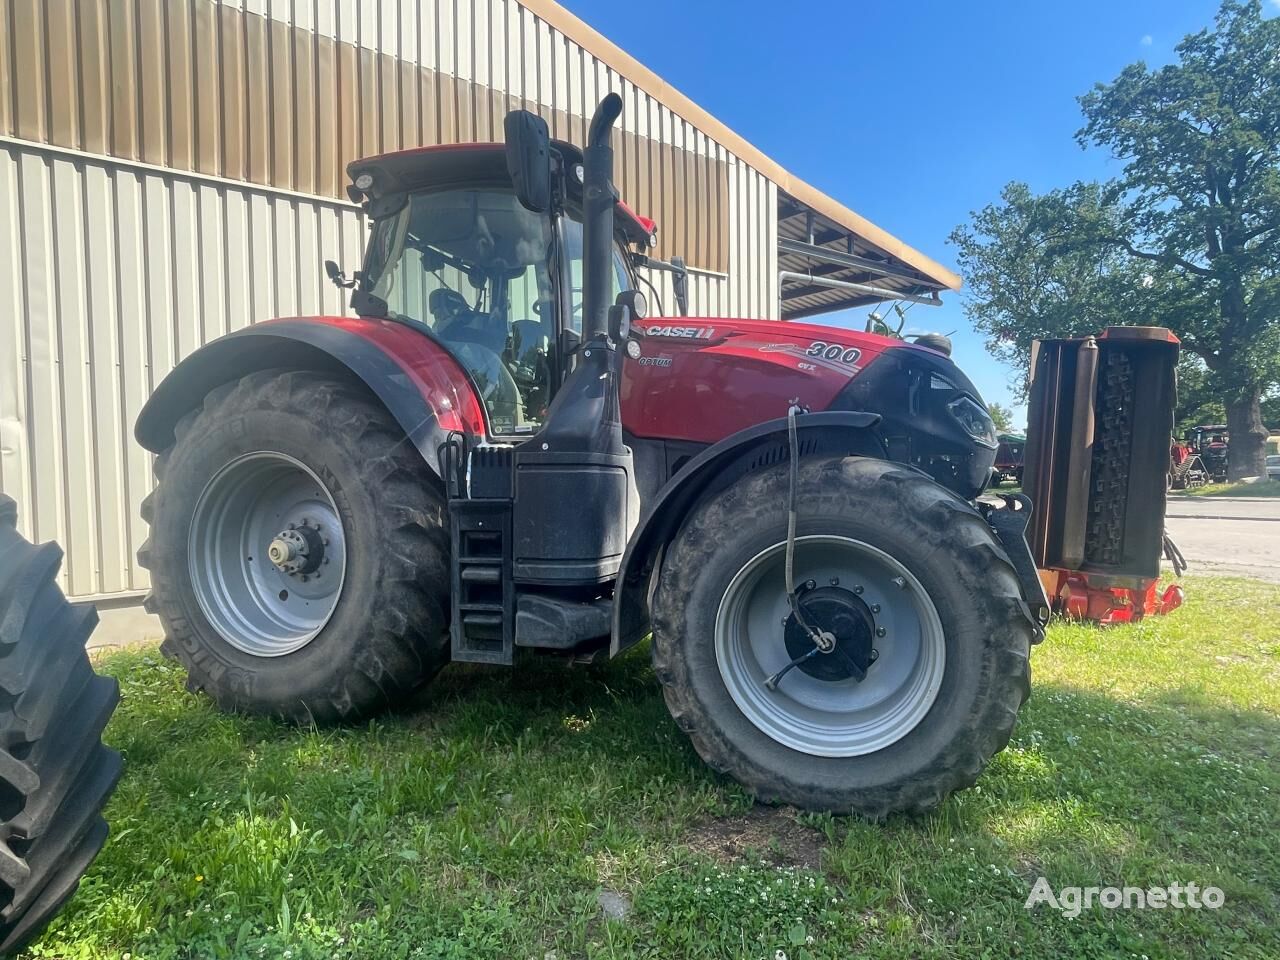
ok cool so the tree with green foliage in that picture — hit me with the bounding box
[951,182,1164,378]
[987,402,1016,434]
[952,0,1280,479]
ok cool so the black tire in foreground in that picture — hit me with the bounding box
[652,456,1035,819]
[139,370,451,723]
[0,496,121,954]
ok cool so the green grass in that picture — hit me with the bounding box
[31,576,1279,960]
[1174,480,1280,497]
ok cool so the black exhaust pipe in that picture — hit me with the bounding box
[508,94,638,587]
[581,93,623,341]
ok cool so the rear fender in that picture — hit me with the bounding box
[610,410,884,657]
[134,317,487,481]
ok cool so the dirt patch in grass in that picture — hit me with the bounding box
[682,806,826,871]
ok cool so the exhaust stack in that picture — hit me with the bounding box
[582,93,623,341]
[506,95,638,587]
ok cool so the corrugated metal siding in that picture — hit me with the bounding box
[0,0,772,288]
[0,0,780,601]
[0,141,364,598]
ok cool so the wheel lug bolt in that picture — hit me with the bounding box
[892,576,906,589]
[853,585,864,595]
[829,577,839,586]
[288,523,296,530]
[323,538,330,546]
[301,574,309,582]
[870,649,879,661]
[324,557,330,564]
[871,603,881,614]
[803,579,816,591]
[876,626,887,638]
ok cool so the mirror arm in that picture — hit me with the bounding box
[630,253,690,316]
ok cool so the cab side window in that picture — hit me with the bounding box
[561,219,630,334]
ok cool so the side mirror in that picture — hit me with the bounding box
[503,109,552,214]
[608,290,648,344]
[325,259,356,289]
[670,256,689,316]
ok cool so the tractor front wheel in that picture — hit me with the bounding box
[652,456,1035,818]
[139,370,451,722]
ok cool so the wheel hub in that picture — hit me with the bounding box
[188,452,347,658]
[714,535,947,758]
[784,585,879,682]
[267,521,326,576]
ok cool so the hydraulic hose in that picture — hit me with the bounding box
[766,405,834,691]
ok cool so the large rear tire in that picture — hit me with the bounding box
[0,497,121,954]
[139,370,451,722]
[651,457,1034,818]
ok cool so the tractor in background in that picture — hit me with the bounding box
[992,434,1026,486]
[1187,425,1230,483]
[1169,440,1210,490]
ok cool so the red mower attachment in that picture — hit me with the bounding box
[1048,571,1185,625]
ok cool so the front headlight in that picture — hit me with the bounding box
[947,396,997,449]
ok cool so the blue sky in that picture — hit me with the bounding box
[561,0,1244,427]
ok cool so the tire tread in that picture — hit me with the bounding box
[651,458,1034,818]
[137,370,450,723]
[0,498,121,953]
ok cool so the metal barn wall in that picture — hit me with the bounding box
[0,0,779,602]
[0,142,367,600]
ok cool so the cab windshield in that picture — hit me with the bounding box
[362,188,630,436]
[363,188,555,434]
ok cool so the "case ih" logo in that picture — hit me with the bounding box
[639,325,715,340]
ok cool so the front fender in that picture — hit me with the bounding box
[134,317,487,480]
[609,410,884,657]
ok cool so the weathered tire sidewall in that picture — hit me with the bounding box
[655,456,1031,811]
[148,382,446,716]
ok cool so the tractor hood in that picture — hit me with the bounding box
[620,316,997,499]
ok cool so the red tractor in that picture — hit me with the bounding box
[1187,425,1230,483]
[134,97,1046,818]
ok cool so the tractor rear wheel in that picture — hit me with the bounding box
[0,497,121,953]
[652,456,1035,818]
[139,370,451,722]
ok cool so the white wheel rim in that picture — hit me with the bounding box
[714,535,946,758]
[188,452,347,657]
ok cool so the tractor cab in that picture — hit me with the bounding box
[339,139,672,438]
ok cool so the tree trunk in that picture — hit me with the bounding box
[1225,391,1268,481]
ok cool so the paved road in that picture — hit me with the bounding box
[1165,495,1280,582]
